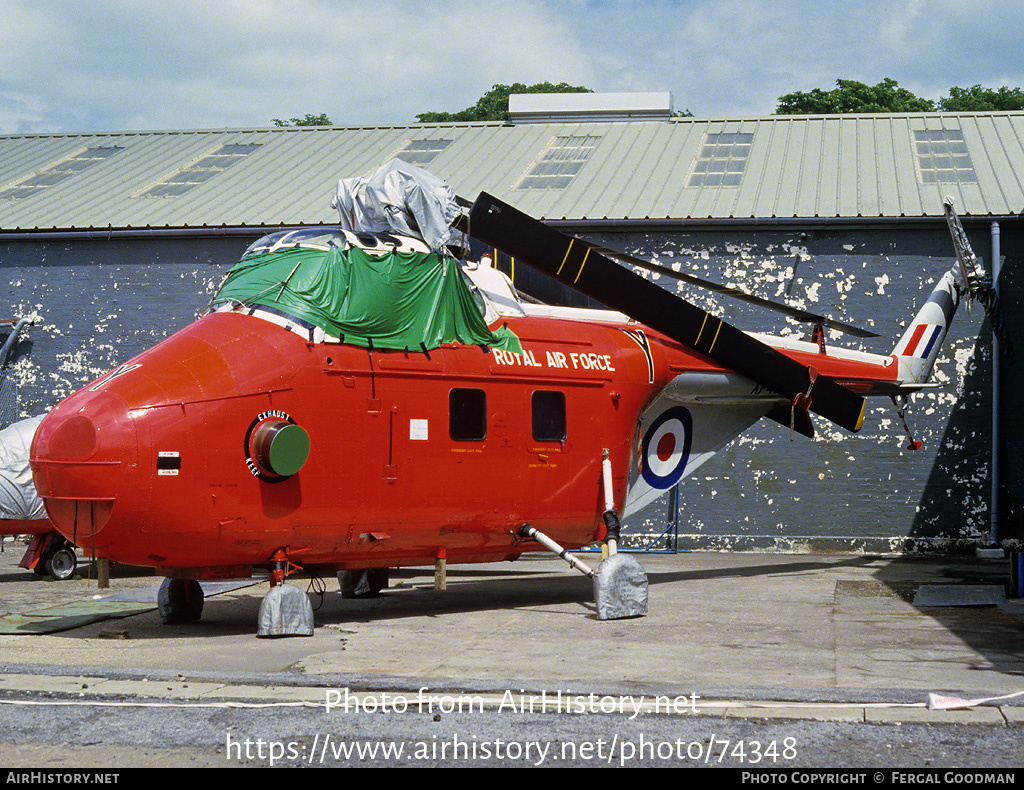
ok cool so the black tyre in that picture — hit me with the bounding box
[157,578,205,623]
[45,547,78,580]
[339,568,389,598]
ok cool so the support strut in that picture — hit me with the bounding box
[601,448,621,556]
[517,523,595,578]
[890,396,923,451]
[258,547,314,638]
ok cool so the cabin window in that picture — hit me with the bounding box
[532,391,566,442]
[449,388,486,441]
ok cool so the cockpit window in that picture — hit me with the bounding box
[460,270,489,318]
[241,228,436,259]
[242,229,350,258]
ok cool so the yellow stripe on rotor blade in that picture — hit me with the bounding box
[574,248,591,283]
[695,314,709,346]
[557,239,574,276]
[708,320,723,352]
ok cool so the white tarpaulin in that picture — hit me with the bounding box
[330,159,460,253]
[0,414,44,521]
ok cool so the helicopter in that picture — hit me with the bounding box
[0,320,79,579]
[27,161,993,634]
[0,414,78,580]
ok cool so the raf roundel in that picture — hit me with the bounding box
[640,406,693,489]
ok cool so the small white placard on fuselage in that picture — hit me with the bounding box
[410,419,428,441]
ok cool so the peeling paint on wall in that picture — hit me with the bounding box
[3,226,1018,553]
[1,237,248,419]
[557,225,1002,553]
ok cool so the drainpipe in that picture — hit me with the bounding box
[990,220,1001,549]
[992,222,1022,597]
[0,317,35,368]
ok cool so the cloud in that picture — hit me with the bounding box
[1,0,1022,134]
[0,0,601,132]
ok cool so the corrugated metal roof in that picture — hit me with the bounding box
[2,112,1023,231]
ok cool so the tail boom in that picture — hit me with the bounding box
[892,267,963,389]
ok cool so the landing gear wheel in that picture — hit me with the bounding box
[45,547,78,580]
[157,578,204,624]
[339,568,389,598]
[33,537,78,579]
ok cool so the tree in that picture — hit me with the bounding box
[415,82,592,123]
[272,113,333,127]
[938,85,1024,112]
[775,78,935,115]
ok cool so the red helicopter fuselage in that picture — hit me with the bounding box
[25,184,977,596]
[29,300,903,580]
[28,307,666,577]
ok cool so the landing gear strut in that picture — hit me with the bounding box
[515,450,648,620]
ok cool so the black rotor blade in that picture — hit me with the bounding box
[469,192,866,433]
[592,247,880,339]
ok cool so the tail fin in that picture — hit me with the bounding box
[891,195,1012,388]
[892,267,964,388]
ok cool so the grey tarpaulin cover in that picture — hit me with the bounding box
[257,584,314,637]
[593,553,648,620]
[330,159,460,253]
[0,414,44,521]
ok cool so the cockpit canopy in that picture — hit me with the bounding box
[240,227,431,260]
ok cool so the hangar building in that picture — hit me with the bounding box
[1,94,1021,554]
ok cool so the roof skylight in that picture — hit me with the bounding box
[687,132,753,187]
[395,139,452,166]
[515,135,601,190]
[136,143,262,198]
[913,130,977,183]
[0,146,124,200]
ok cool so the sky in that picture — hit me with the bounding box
[2,0,1023,134]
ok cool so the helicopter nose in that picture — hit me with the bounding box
[31,389,138,543]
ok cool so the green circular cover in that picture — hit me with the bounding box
[267,423,310,477]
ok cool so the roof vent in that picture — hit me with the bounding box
[508,92,674,124]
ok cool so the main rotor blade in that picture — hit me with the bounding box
[592,246,880,339]
[469,192,866,433]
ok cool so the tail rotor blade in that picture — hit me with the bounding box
[943,197,1015,365]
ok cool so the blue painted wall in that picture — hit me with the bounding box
[509,223,1018,553]
[2,223,1019,552]
[0,235,254,417]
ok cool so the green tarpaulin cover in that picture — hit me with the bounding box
[213,245,522,353]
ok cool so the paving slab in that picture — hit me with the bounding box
[1,544,1022,723]
[913,584,1007,607]
[865,705,1008,725]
